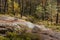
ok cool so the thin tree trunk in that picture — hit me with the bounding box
[0,0,1,13]
[11,0,15,15]
[42,0,47,21]
[18,0,21,17]
[56,13,59,24]
[21,0,23,18]
[56,0,59,24]
[42,1,44,20]
[51,0,53,25]
[4,0,8,13]
[29,0,31,15]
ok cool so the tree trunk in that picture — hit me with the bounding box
[21,0,24,18]
[0,0,2,13]
[56,13,59,24]
[4,0,8,13]
[18,0,21,17]
[56,0,60,24]
[11,0,15,15]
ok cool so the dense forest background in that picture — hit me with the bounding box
[0,0,60,27]
[0,0,60,40]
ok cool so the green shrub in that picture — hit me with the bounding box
[6,31,40,40]
[0,36,9,40]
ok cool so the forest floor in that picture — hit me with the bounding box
[0,15,59,40]
[0,14,60,32]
